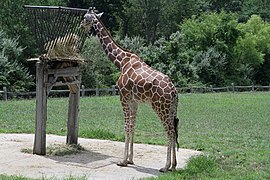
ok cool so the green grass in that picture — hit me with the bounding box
[0,92,270,179]
[0,175,31,180]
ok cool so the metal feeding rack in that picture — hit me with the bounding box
[24,5,88,61]
[24,5,89,155]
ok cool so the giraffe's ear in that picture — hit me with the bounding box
[97,12,104,18]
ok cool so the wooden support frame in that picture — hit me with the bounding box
[67,90,80,144]
[33,61,47,155]
[33,59,82,155]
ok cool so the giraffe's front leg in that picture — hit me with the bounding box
[117,101,131,167]
[127,130,134,164]
[117,132,129,167]
[127,102,137,165]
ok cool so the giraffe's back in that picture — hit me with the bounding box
[121,60,177,105]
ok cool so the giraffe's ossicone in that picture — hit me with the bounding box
[81,8,179,172]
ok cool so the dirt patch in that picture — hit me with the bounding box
[0,134,201,179]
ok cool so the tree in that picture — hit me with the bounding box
[235,15,270,85]
[179,11,242,85]
[0,0,66,59]
[241,0,270,22]
[119,0,163,43]
[66,0,127,33]
[120,0,201,43]
[207,0,243,12]
[0,30,34,91]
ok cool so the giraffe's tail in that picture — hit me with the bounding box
[172,91,180,150]
[174,116,180,150]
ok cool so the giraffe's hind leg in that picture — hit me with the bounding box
[171,138,177,171]
[159,117,177,172]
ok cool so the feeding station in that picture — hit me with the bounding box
[24,5,88,155]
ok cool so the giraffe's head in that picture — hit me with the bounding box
[80,8,103,30]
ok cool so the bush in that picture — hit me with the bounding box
[81,36,118,88]
[0,30,34,92]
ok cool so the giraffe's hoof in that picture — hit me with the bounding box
[159,167,169,173]
[127,160,134,165]
[169,167,176,171]
[117,161,128,167]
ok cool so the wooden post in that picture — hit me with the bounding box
[33,61,47,155]
[95,88,99,96]
[3,87,7,101]
[66,84,80,145]
[231,83,235,93]
[81,85,85,97]
[112,85,116,96]
[210,85,213,93]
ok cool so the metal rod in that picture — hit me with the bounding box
[23,5,88,12]
[24,5,88,56]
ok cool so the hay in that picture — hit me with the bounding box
[45,33,83,61]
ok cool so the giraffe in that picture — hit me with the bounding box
[80,9,180,172]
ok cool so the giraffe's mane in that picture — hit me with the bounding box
[96,15,141,59]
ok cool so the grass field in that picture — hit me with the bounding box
[0,92,269,179]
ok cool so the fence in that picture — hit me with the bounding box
[0,85,118,101]
[177,83,270,94]
[1,83,270,101]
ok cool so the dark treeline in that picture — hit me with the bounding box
[1,0,270,91]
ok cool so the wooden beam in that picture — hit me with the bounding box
[46,79,81,87]
[47,67,81,76]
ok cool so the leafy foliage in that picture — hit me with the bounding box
[120,0,201,43]
[234,15,270,84]
[0,30,34,91]
[1,0,270,90]
[179,11,252,85]
[235,15,270,66]
[192,47,226,86]
[81,37,118,88]
[241,0,270,22]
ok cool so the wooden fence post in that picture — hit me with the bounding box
[3,87,7,101]
[81,85,85,97]
[95,88,99,96]
[231,83,235,93]
[209,85,213,93]
[112,85,116,96]
[33,61,47,155]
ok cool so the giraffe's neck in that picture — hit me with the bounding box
[93,20,131,70]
